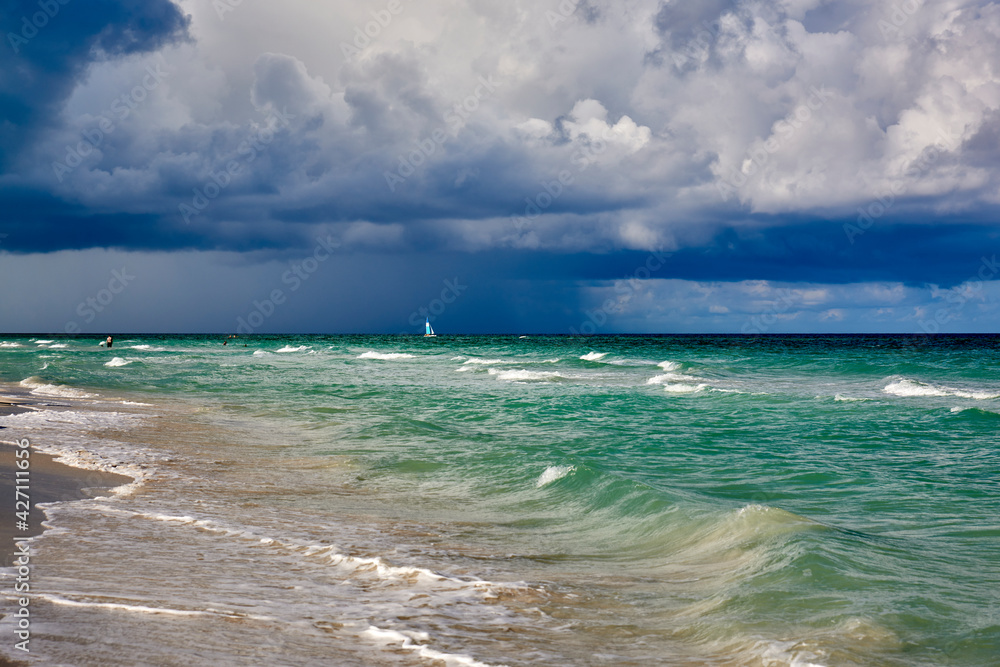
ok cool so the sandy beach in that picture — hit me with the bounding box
[0,399,127,665]
[0,400,132,566]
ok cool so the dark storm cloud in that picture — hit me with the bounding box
[660,220,1000,288]
[0,0,190,168]
[0,1,998,334]
[458,218,999,290]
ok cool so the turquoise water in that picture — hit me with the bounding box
[1,334,998,665]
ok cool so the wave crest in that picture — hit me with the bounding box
[662,383,708,394]
[358,351,415,360]
[19,377,96,398]
[488,368,564,382]
[884,378,1000,400]
[536,465,576,488]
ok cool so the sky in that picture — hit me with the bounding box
[1,0,998,334]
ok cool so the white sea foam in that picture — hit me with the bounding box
[0,341,21,348]
[363,626,502,667]
[488,368,563,383]
[953,389,1000,400]
[657,360,682,371]
[579,352,607,361]
[751,638,827,667]
[883,378,1000,400]
[119,400,153,406]
[462,358,504,365]
[129,344,166,351]
[649,368,708,393]
[19,377,96,398]
[40,594,214,617]
[322,552,454,585]
[0,410,149,496]
[537,465,575,488]
[37,593,275,621]
[950,406,1000,415]
[33,339,55,345]
[252,349,272,356]
[0,407,140,434]
[450,356,466,361]
[105,357,132,367]
[647,372,702,385]
[120,509,523,596]
[662,383,708,394]
[358,351,415,360]
[883,379,950,397]
[277,345,310,353]
[47,343,68,348]
[737,503,769,517]
[2,403,140,431]
[834,394,871,402]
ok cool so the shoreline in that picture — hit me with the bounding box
[0,438,133,567]
[0,393,134,667]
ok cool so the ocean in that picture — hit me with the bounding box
[0,334,998,666]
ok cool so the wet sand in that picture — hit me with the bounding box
[0,401,130,665]
[0,403,133,566]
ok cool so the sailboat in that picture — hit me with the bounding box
[424,317,436,337]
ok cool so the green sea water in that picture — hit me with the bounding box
[0,334,998,665]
